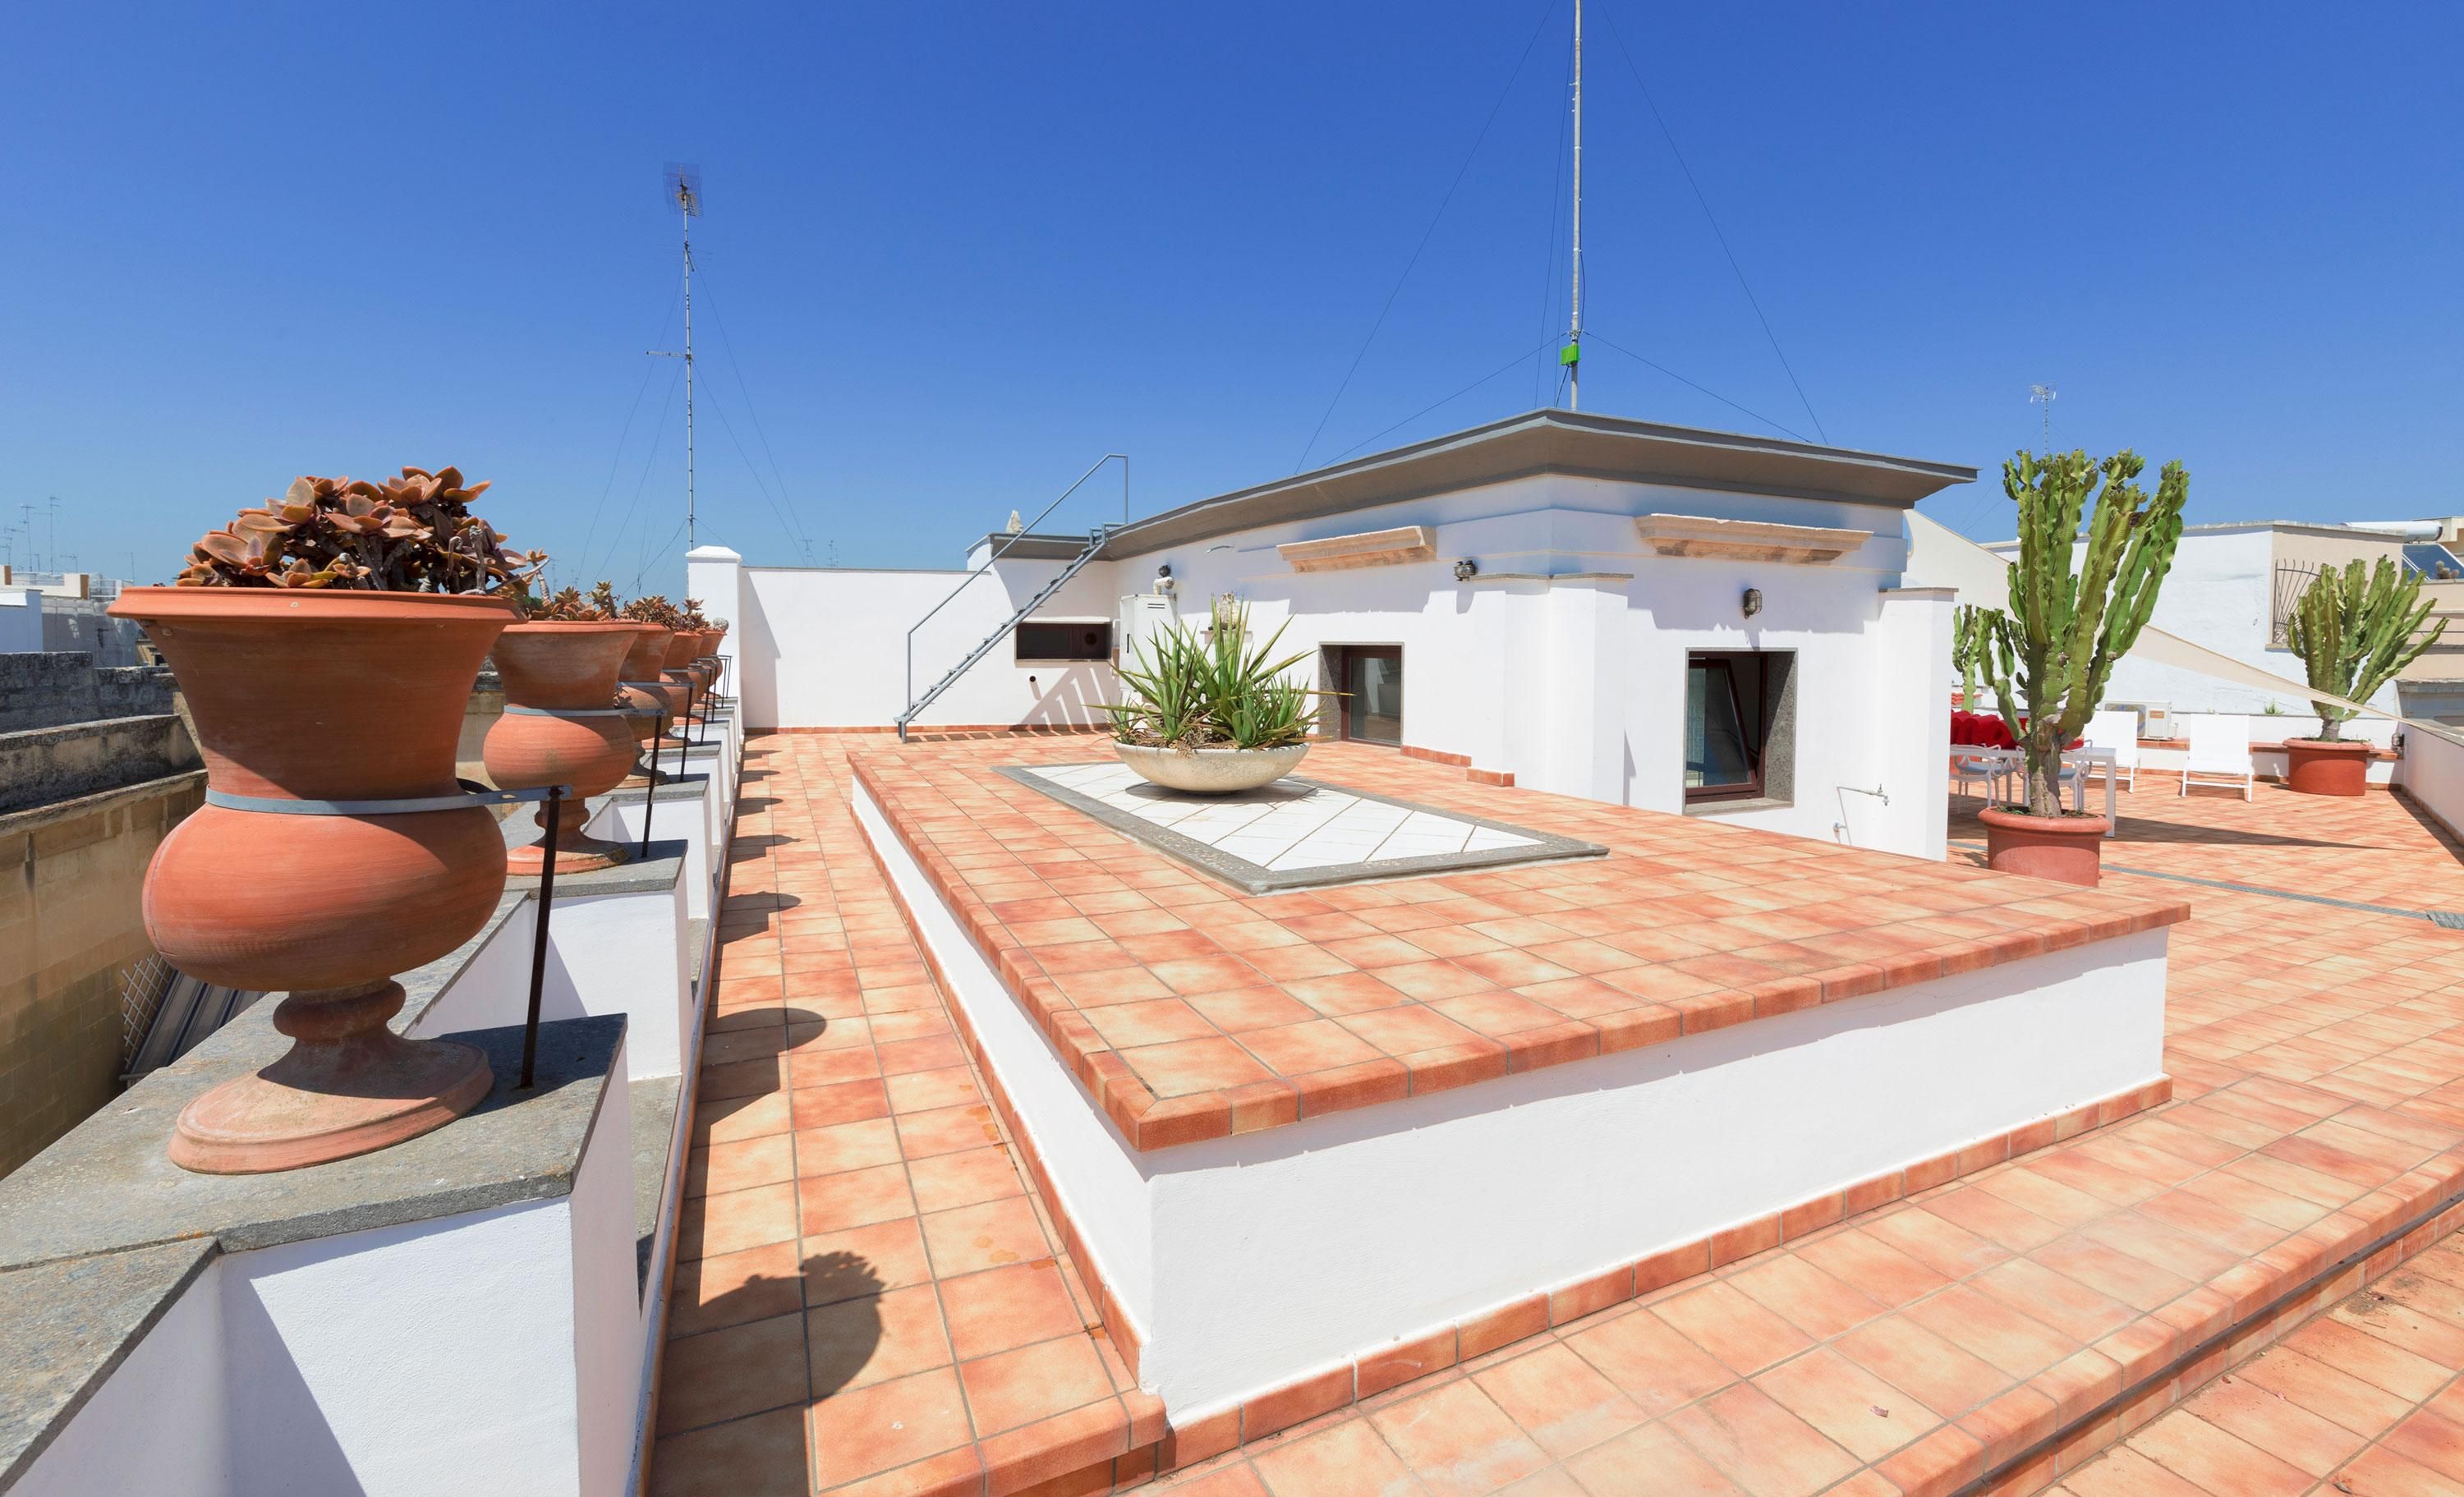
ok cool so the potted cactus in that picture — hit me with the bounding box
[1974,450,2186,886]
[2282,558,2444,796]
[112,466,545,1172]
[485,585,650,871]
[1951,603,1994,708]
[1109,600,1320,792]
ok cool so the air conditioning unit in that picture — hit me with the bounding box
[2107,701,2172,739]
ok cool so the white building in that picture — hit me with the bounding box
[696,410,1976,858]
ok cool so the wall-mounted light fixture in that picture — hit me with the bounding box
[1741,586,1763,619]
[1453,558,1479,581]
[1156,563,1176,595]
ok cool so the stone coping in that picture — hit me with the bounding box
[0,1013,625,1270]
[0,1238,217,1490]
[848,743,2192,1151]
[609,769,713,804]
[995,764,1607,894]
[498,792,691,899]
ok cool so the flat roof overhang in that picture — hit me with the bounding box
[1097,408,1978,560]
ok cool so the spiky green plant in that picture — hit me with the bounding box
[1108,602,1319,751]
[1951,604,1997,706]
[1977,449,2188,817]
[2285,558,2445,740]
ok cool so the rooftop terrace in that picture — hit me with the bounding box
[650,736,2464,1496]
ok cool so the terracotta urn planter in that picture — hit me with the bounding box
[485,622,642,872]
[2283,737,2371,797]
[1116,742,1309,793]
[614,624,675,740]
[106,587,514,1173]
[660,630,703,739]
[1979,806,2111,888]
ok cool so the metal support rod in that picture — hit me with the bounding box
[1568,0,1584,412]
[641,712,664,858]
[518,784,567,1090]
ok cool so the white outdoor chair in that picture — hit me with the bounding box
[2179,714,2255,801]
[2085,709,2140,791]
[1951,753,2007,804]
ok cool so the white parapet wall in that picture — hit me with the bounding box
[854,777,2172,1418]
[12,1036,637,1497]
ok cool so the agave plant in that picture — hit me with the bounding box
[176,466,545,593]
[621,594,687,629]
[1109,601,1319,751]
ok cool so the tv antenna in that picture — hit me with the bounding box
[2030,383,2057,452]
[1564,0,1584,411]
[650,164,703,553]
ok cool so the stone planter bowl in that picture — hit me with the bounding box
[1115,742,1308,794]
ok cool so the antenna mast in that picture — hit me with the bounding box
[654,164,704,553]
[1565,0,1583,411]
[2030,383,2057,453]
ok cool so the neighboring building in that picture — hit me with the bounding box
[695,409,1978,857]
[1984,518,2464,726]
[0,568,149,666]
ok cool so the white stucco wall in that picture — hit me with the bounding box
[2397,724,2464,838]
[722,473,1951,857]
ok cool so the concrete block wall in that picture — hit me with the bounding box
[0,714,199,815]
[0,654,175,733]
[0,771,207,1178]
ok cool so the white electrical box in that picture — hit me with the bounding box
[1117,594,1178,666]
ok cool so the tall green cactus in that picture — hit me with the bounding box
[2285,557,2444,740]
[1976,449,2188,817]
[1951,604,1996,706]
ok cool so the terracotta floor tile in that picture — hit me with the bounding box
[802,1217,935,1302]
[791,1077,894,1130]
[696,1089,793,1145]
[1562,1310,1739,1417]
[797,1161,917,1236]
[939,1260,1086,1361]
[1650,1281,1814,1377]
[1752,1347,1942,1464]
[921,1195,1054,1278]
[894,1100,1005,1159]
[1725,1256,1887,1342]
[1901,1283,2076,1380]
[906,1145,1027,1215]
[2330,1444,2464,1497]
[885,1064,981,1114]
[2290,1316,2454,1402]
[1563,1421,1748,1495]
[2180,1373,2368,1476]
[1792,1228,1951,1310]
[794,1116,903,1177]
[1239,1017,1386,1077]
[955,1333,1115,1435]
[1662,1381,1859,1497]
[1469,1343,1647,1460]
[2059,1446,2211,1497]
[808,1282,951,1397]
[647,1405,809,1497]
[682,1181,800,1260]
[2123,1404,2311,1497]
[670,1239,806,1339]
[1248,1418,1423,1496]
[807,1366,977,1489]
[1834,1316,2008,1420]
[1367,1380,1551,1497]
[657,1312,810,1433]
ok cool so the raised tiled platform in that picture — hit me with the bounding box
[850,741,2191,1422]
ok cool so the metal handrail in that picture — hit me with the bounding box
[902,452,1128,724]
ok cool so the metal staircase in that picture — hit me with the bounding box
[898,523,1114,740]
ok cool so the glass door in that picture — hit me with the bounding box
[1340,647,1403,745]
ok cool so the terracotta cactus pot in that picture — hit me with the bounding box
[106,586,514,1173]
[1979,806,2110,888]
[615,624,676,739]
[2283,737,2371,797]
[485,622,641,873]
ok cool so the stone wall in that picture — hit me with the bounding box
[0,770,206,1178]
[0,714,200,815]
[0,654,176,733]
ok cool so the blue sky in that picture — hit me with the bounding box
[5,2,2457,590]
